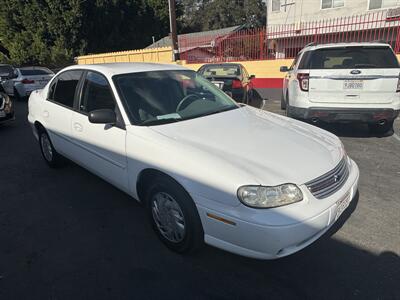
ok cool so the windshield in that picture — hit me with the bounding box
[113,70,239,126]
[306,46,399,69]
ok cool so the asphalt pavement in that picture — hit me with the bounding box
[0,100,399,299]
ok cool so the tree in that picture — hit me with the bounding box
[181,0,266,32]
[0,0,85,67]
[0,0,177,66]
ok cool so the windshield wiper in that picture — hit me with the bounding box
[139,118,181,126]
[186,105,239,120]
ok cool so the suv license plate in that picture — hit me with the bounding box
[335,193,351,221]
[344,80,363,90]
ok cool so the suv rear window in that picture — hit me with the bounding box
[306,46,399,69]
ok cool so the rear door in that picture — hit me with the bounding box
[43,70,83,157]
[307,46,400,104]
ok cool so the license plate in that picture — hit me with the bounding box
[0,111,5,117]
[39,80,47,85]
[344,80,363,90]
[335,193,351,220]
[212,81,224,89]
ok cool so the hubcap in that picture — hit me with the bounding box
[151,192,186,243]
[40,134,53,162]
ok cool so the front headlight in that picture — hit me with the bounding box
[237,184,303,208]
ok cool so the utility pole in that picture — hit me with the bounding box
[168,0,180,61]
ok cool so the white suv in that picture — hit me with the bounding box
[280,42,400,134]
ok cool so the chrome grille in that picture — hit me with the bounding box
[306,157,349,199]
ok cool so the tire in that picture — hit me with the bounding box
[281,92,286,110]
[38,130,64,168]
[285,93,293,117]
[368,120,394,136]
[13,88,22,101]
[145,176,204,253]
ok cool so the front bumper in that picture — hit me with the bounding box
[289,107,399,123]
[195,159,359,260]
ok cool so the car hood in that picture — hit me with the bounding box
[149,106,344,186]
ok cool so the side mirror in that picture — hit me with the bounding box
[88,109,116,124]
[249,75,255,79]
[280,66,289,72]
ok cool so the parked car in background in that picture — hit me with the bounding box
[28,63,359,260]
[280,42,400,135]
[197,63,255,104]
[3,67,54,100]
[0,64,17,91]
[0,84,14,125]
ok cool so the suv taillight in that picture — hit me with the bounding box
[232,79,243,89]
[297,73,309,92]
[397,74,400,92]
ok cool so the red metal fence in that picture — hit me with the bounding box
[179,10,400,63]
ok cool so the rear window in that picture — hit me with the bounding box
[306,46,399,69]
[20,68,53,76]
[200,65,241,77]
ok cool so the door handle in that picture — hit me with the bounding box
[73,122,83,132]
[42,110,49,118]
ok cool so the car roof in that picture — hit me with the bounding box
[301,42,392,52]
[19,66,50,70]
[62,62,189,76]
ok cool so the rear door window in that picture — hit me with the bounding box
[308,46,399,69]
[51,70,83,108]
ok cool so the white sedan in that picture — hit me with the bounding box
[28,63,359,259]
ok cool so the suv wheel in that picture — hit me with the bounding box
[13,88,22,101]
[146,176,204,253]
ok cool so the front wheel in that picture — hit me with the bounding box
[146,176,204,253]
[39,131,64,168]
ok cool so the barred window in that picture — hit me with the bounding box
[369,0,398,10]
[272,0,280,12]
[321,0,344,9]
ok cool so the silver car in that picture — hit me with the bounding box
[3,67,54,100]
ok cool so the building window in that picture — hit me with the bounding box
[369,0,398,10]
[321,0,344,9]
[272,0,280,12]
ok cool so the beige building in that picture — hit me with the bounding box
[267,0,400,25]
